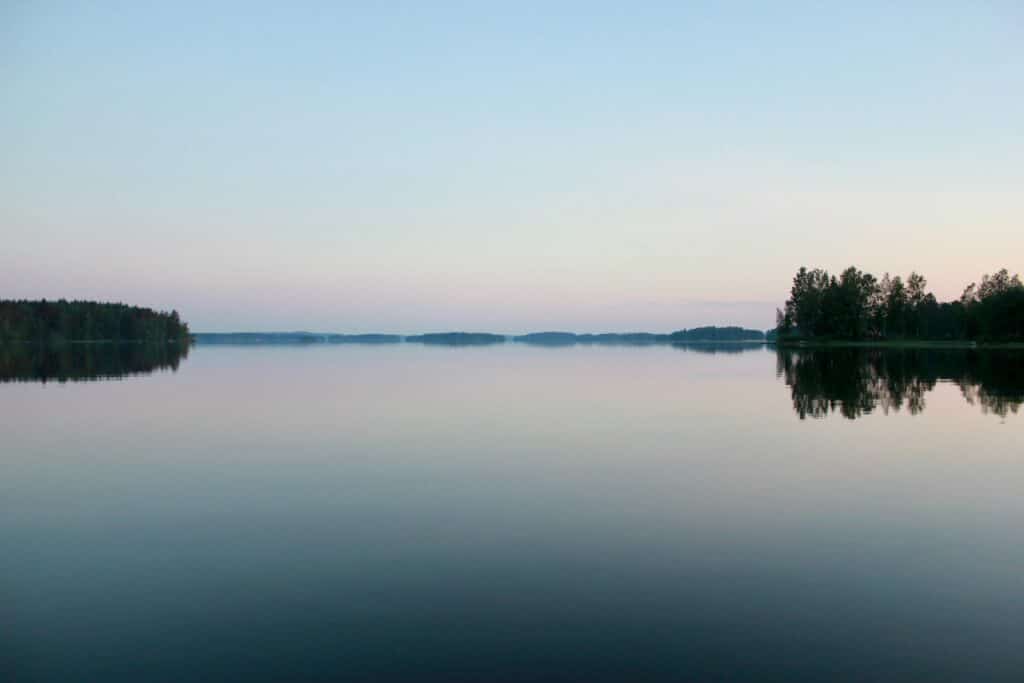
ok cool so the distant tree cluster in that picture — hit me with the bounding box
[405,332,507,345]
[778,267,1024,341]
[192,332,402,344]
[670,326,765,342]
[0,300,191,344]
[514,329,765,345]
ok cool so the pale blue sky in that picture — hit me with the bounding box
[3,2,1022,332]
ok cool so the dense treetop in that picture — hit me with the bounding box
[778,267,1023,342]
[0,300,191,344]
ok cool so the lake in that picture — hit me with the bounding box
[3,342,1023,681]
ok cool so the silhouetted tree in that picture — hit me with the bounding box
[778,266,1022,342]
[0,300,192,344]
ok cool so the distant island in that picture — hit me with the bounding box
[776,267,1024,344]
[0,299,190,345]
[514,327,766,346]
[0,302,772,348]
[404,332,507,345]
[192,332,402,344]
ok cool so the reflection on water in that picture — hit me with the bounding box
[4,340,1023,423]
[777,347,1024,419]
[3,343,1024,682]
[0,342,190,383]
[674,342,765,354]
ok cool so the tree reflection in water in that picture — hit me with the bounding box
[0,342,190,383]
[777,348,1024,419]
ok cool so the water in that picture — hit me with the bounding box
[3,343,1023,681]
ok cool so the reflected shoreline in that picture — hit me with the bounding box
[3,342,1021,420]
[777,347,1024,419]
[0,341,191,383]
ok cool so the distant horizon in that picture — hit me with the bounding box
[0,290,781,334]
[191,324,770,337]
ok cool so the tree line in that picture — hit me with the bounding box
[777,267,1024,342]
[513,328,766,345]
[670,326,765,342]
[0,299,191,344]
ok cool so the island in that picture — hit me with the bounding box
[0,299,190,345]
[514,327,767,346]
[192,332,402,344]
[775,267,1024,345]
[404,332,508,345]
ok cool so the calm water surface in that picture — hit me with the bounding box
[2,343,1023,681]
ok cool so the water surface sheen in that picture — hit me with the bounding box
[2,344,1022,681]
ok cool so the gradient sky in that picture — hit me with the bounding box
[3,2,1022,332]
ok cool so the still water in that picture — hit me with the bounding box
[2,343,1022,681]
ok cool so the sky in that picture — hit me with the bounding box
[2,2,1022,333]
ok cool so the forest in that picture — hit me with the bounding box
[777,267,1024,342]
[0,299,191,344]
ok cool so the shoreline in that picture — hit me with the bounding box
[5,337,1022,350]
[772,340,1024,350]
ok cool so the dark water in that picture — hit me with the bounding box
[2,344,1023,682]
